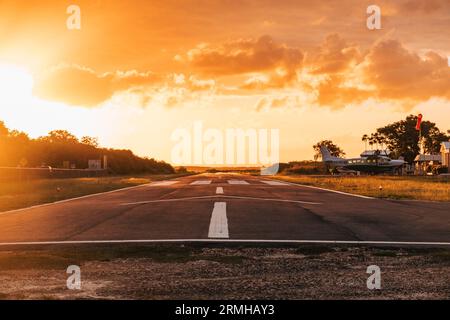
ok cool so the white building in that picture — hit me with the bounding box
[441,142,450,172]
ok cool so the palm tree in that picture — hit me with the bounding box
[369,134,377,150]
[362,134,369,150]
[372,133,382,150]
[378,135,386,152]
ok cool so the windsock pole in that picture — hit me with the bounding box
[416,114,423,153]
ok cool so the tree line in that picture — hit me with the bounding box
[0,121,174,174]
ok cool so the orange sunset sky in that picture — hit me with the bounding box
[0,0,449,163]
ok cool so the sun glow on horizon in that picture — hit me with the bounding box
[0,63,115,144]
[0,64,34,100]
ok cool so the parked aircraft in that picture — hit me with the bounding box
[320,146,405,174]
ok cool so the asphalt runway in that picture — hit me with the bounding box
[0,173,449,245]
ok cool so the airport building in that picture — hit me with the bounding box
[413,142,450,175]
[441,142,450,172]
[413,154,442,175]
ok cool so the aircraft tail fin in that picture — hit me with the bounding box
[320,146,334,161]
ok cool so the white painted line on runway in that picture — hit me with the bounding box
[208,202,229,238]
[120,195,321,206]
[228,180,249,185]
[121,195,217,205]
[268,179,374,199]
[149,181,179,186]
[216,187,224,194]
[0,239,449,247]
[261,180,290,186]
[222,195,320,205]
[190,180,212,185]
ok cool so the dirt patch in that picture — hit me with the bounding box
[0,245,448,299]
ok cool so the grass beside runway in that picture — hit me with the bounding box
[0,173,194,212]
[272,175,450,201]
[0,244,448,299]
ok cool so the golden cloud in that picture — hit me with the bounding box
[250,35,450,110]
[307,34,362,75]
[315,75,371,107]
[32,35,450,111]
[186,35,303,78]
[33,64,162,107]
[363,40,450,102]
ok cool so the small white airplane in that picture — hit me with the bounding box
[320,146,405,174]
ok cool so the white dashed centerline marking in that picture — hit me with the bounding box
[216,187,224,194]
[190,180,212,185]
[208,202,229,238]
[228,180,249,185]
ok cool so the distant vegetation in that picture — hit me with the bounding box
[0,120,174,174]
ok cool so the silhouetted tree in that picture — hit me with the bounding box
[0,121,8,137]
[0,120,174,174]
[362,134,369,150]
[313,140,346,160]
[39,130,79,144]
[369,115,449,163]
[81,136,99,148]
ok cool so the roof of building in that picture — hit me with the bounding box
[414,154,442,162]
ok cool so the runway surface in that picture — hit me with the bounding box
[0,173,449,245]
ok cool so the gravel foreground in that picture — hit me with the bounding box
[0,245,448,300]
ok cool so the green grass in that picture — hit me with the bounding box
[0,173,194,212]
[274,175,450,201]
